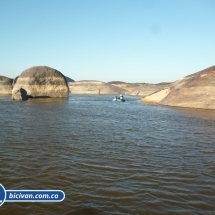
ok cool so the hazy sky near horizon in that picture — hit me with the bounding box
[1,0,215,83]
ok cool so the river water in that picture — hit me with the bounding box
[0,95,215,215]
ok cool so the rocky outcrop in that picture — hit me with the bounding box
[12,88,28,101]
[68,80,125,94]
[12,66,69,99]
[0,76,13,94]
[141,88,171,103]
[127,84,170,97]
[109,82,171,96]
[141,65,215,109]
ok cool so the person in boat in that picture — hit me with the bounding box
[119,94,124,100]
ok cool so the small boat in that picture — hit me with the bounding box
[112,96,125,102]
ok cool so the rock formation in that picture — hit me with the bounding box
[141,88,170,103]
[0,76,13,94]
[109,81,171,97]
[127,83,170,97]
[141,65,215,109]
[12,66,69,99]
[68,80,125,94]
[12,88,28,101]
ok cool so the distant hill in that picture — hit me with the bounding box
[64,76,75,82]
[68,80,125,94]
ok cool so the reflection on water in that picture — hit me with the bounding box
[0,95,215,215]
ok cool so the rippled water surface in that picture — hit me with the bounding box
[0,95,215,215]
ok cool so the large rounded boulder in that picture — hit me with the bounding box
[0,76,13,94]
[12,66,69,100]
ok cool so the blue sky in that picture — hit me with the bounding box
[0,0,215,83]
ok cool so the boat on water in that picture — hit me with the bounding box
[113,96,125,102]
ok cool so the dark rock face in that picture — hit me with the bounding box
[0,76,13,94]
[64,76,75,82]
[12,88,28,101]
[12,66,69,99]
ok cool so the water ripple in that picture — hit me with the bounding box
[0,95,215,214]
